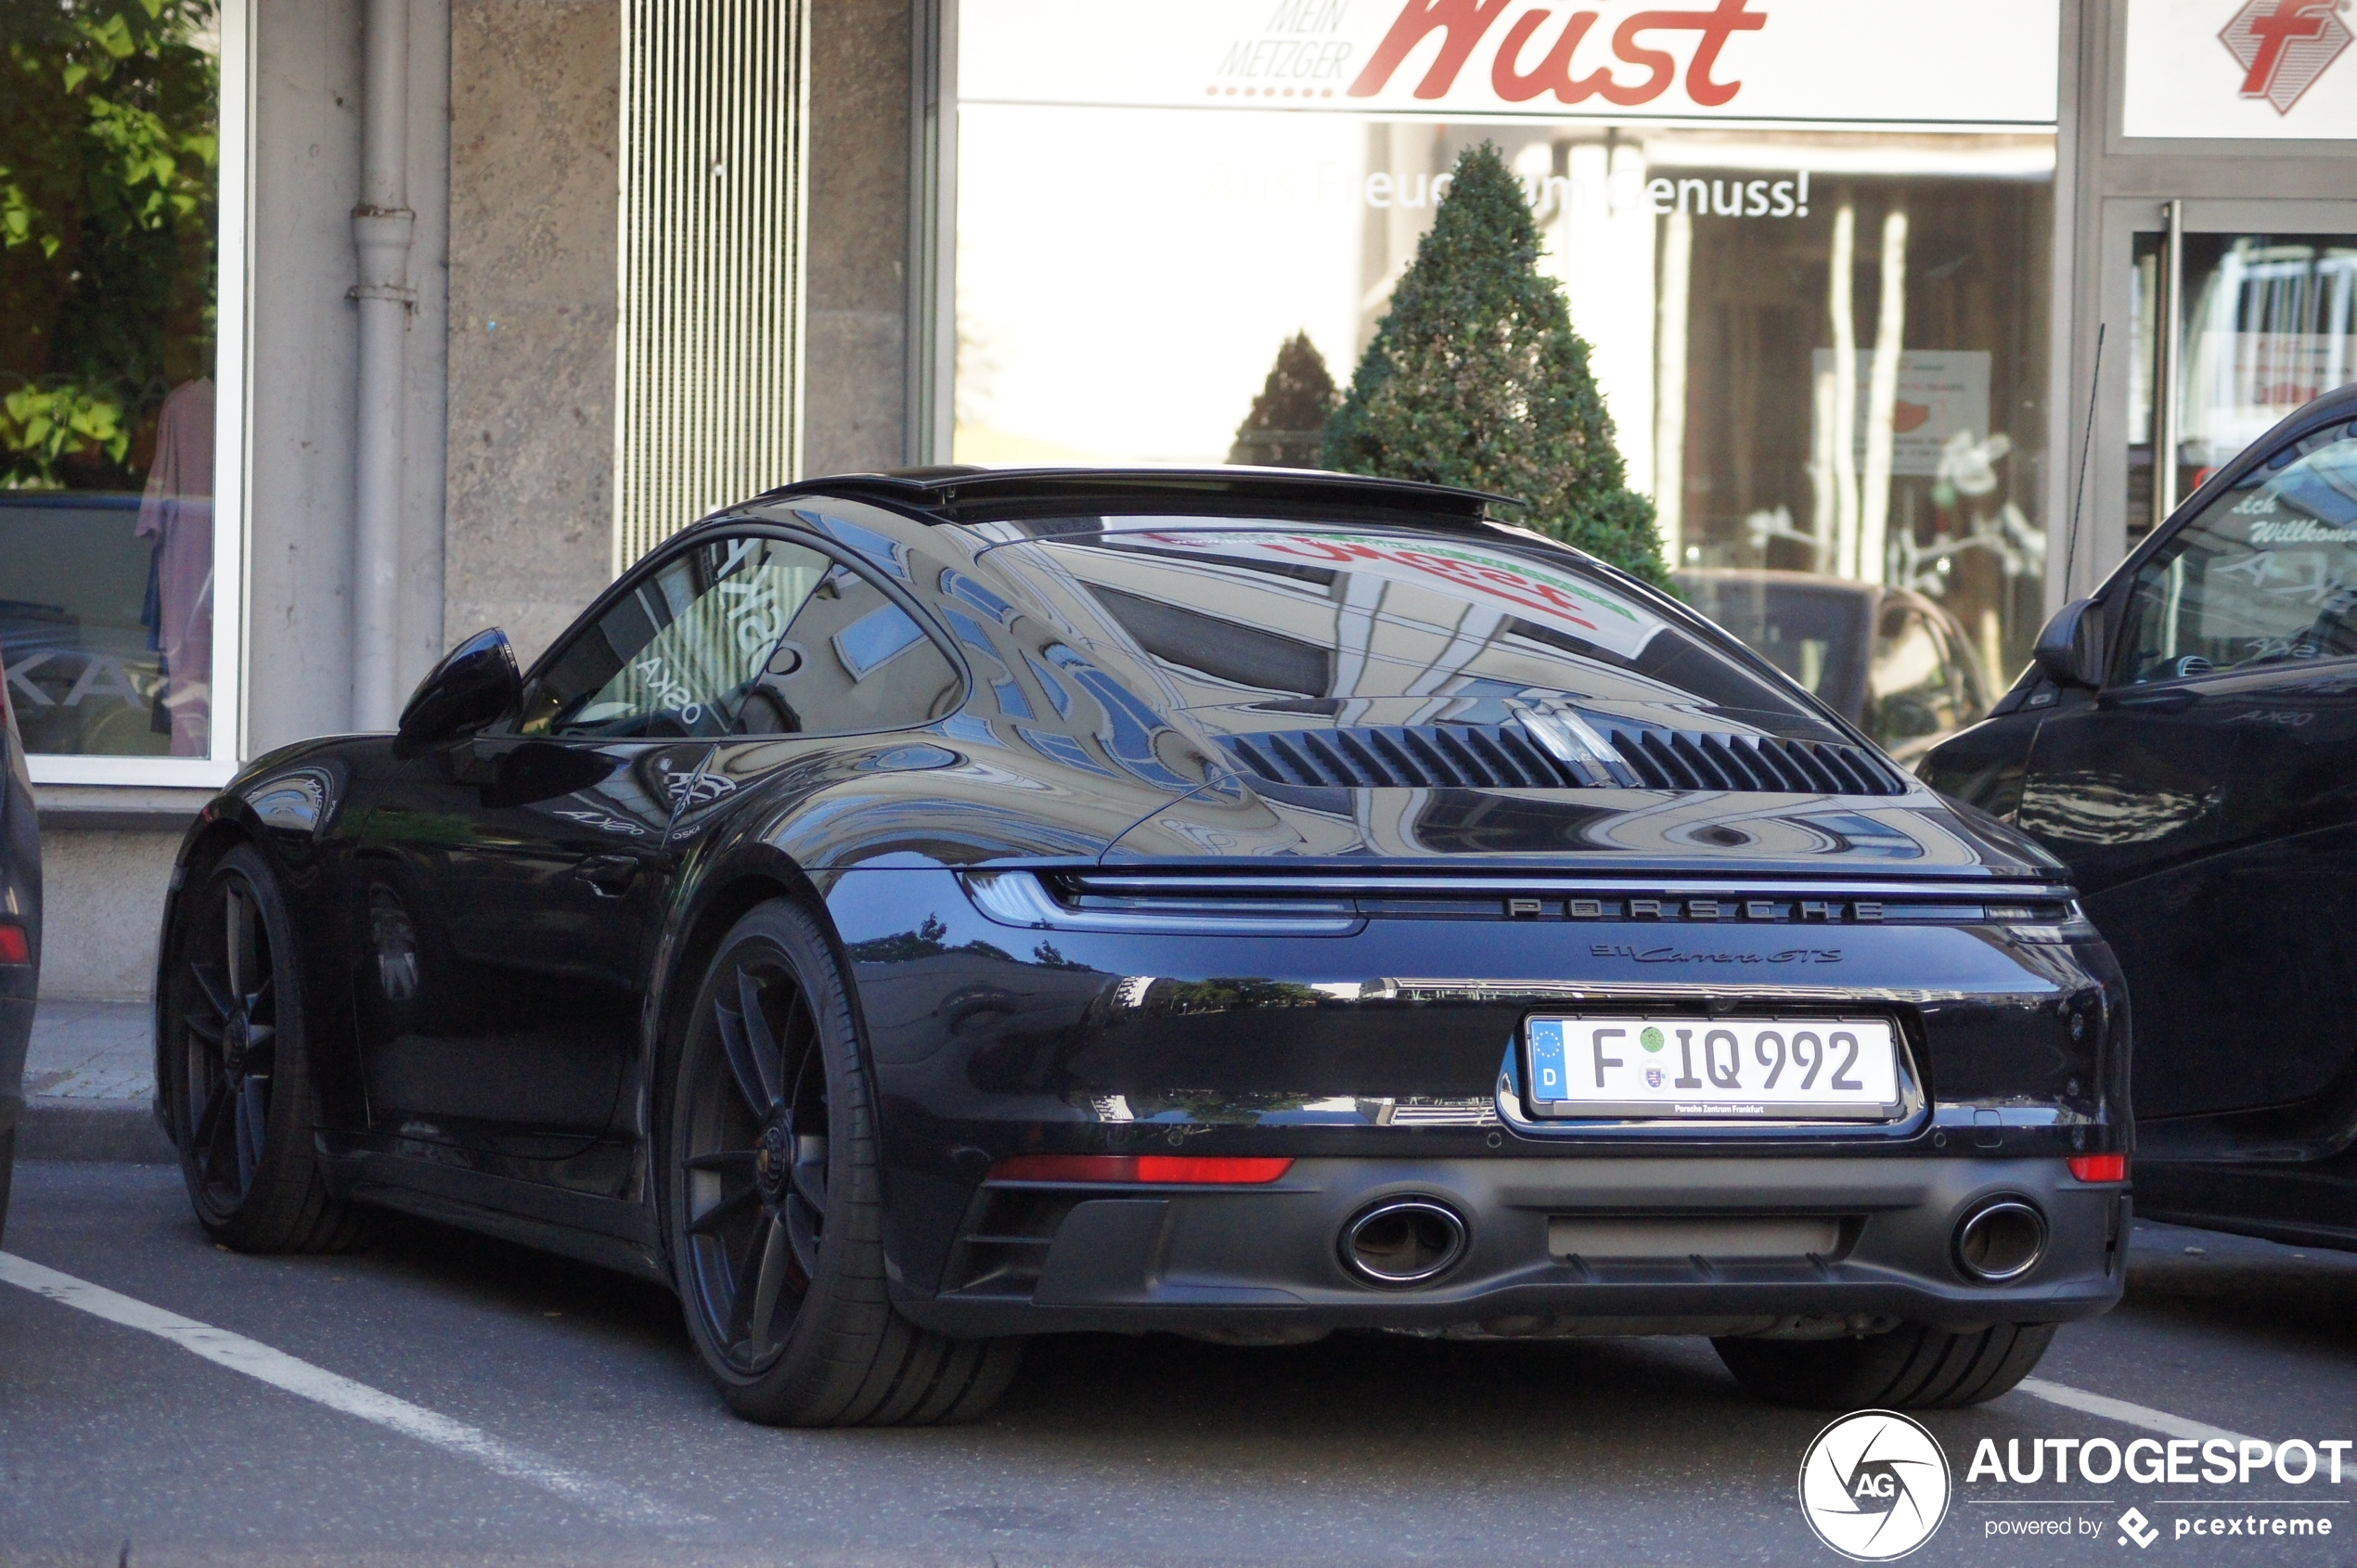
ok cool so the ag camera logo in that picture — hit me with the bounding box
[1799,1410,1952,1560]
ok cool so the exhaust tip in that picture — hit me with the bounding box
[1340,1197,1468,1287]
[1954,1198,2047,1283]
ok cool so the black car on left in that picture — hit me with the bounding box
[155,468,2131,1425]
[0,640,41,1245]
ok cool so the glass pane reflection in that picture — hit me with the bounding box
[956,112,2050,747]
[0,3,221,757]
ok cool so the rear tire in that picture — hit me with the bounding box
[1713,1320,2055,1409]
[664,898,1024,1426]
[162,843,366,1253]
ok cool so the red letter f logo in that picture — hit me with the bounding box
[2221,0,2353,113]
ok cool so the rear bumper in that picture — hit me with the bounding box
[895,1153,2131,1339]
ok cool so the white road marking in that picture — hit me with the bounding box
[2015,1377,2253,1444]
[0,1252,705,1528]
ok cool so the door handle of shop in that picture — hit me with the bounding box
[574,855,640,898]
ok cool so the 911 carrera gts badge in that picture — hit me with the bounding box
[1592,943,1843,964]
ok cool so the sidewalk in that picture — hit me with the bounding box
[18,999,174,1163]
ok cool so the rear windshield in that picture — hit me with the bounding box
[992,521,1841,741]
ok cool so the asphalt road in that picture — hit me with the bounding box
[4,1161,2355,1568]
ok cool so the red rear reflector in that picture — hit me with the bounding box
[0,924,27,966]
[2068,1153,2127,1183]
[988,1154,1294,1185]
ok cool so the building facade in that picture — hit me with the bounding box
[5,0,2354,999]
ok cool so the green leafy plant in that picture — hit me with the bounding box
[1229,330,1338,469]
[1324,141,1668,586]
[0,0,219,490]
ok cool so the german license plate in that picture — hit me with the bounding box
[1524,1015,1903,1121]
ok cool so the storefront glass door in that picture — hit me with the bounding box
[2129,205,2357,544]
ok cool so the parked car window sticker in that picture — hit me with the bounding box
[2125,426,2357,682]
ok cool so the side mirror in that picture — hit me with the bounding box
[394,628,520,758]
[2031,598,2107,689]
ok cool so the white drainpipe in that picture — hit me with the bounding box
[351,0,414,730]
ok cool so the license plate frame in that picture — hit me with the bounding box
[1522,1013,1906,1123]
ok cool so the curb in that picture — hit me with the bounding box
[19,1100,176,1163]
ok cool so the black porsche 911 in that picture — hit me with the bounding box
[156,468,2129,1426]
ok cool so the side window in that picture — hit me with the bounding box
[2123,425,2357,683]
[731,561,965,737]
[521,534,829,738]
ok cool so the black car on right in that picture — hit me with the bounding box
[1923,382,2357,1253]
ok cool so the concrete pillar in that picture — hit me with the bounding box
[442,0,621,667]
[803,0,914,476]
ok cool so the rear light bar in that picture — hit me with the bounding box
[2067,1153,2128,1183]
[0,923,28,966]
[987,1154,1294,1185]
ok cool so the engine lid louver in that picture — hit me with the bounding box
[1218,719,1906,797]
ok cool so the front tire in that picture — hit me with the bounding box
[162,843,363,1252]
[1713,1320,2055,1409]
[664,899,1023,1426]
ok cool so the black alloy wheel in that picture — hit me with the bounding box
[667,900,1024,1426]
[184,864,277,1206]
[678,945,831,1373]
[167,843,361,1251]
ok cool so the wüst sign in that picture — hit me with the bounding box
[960,0,2061,128]
[1347,0,1766,108]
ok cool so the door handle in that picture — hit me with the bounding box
[573,855,640,898]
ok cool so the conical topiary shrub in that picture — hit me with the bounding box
[1323,141,1668,587]
[1229,331,1338,469]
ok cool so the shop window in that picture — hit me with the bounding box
[950,5,2054,737]
[1868,605,1975,750]
[0,3,235,770]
